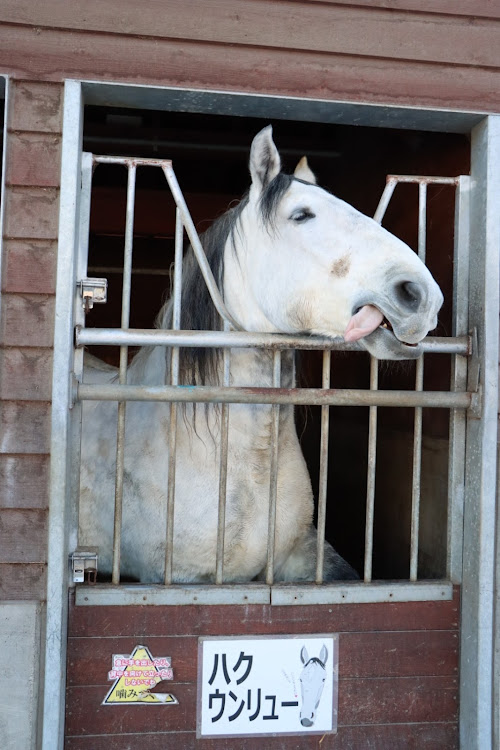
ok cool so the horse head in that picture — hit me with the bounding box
[299,644,328,727]
[224,125,443,360]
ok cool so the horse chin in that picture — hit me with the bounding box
[361,327,424,360]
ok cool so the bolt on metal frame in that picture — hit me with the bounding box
[73,153,473,598]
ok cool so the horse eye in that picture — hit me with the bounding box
[290,208,315,223]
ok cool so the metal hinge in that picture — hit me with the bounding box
[70,547,98,584]
[78,278,108,314]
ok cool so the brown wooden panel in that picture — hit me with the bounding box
[306,0,500,20]
[5,132,62,187]
[65,722,458,750]
[68,588,460,637]
[8,80,63,133]
[65,675,457,735]
[66,629,458,687]
[3,186,59,240]
[0,0,499,68]
[0,401,51,454]
[0,25,499,113]
[0,508,47,562]
[0,294,55,347]
[0,562,46,599]
[0,455,49,509]
[0,347,53,400]
[1,240,57,295]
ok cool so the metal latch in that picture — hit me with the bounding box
[70,547,98,584]
[78,278,108,314]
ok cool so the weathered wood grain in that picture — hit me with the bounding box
[0,401,51,454]
[8,80,63,133]
[0,509,47,562]
[0,294,55,348]
[5,132,62,187]
[0,455,49,508]
[1,240,57,294]
[0,347,53,400]
[0,563,46,599]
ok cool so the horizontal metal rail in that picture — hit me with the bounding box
[75,326,471,355]
[77,382,472,409]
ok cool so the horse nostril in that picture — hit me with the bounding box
[397,280,422,310]
[301,718,314,727]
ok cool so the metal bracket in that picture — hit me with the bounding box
[70,547,98,584]
[78,278,108,314]
[467,327,482,418]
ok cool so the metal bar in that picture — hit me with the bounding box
[364,356,378,583]
[111,163,136,585]
[215,323,231,584]
[162,162,241,330]
[164,209,183,584]
[76,327,471,355]
[386,175,460,185]
[373,178,397,224]
[315,350,331,583]
[265,351,281,585]
[77,383,472,409]
[271,580,454,606]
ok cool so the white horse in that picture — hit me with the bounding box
[299,645,328,727]
[79,126,443,584]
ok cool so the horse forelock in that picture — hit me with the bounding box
[258,172,294,230]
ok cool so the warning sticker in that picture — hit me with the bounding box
[102,644,179,705]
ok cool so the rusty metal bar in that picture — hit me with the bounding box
[164,209,183,584]
[315,350,331,584]
[364,356,379,583]
[215,323,231,584]
[78,382,472,409]
[111,163,136,584]
[266,350,282,585]
[76,327,471,356]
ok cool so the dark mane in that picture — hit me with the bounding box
[158,172,295,385]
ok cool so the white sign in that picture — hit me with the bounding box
[197,634,338,738]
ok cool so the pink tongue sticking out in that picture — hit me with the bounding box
[344,305,384,342]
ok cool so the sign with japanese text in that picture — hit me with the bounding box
[103,644,178,705]
[197,634,338,737]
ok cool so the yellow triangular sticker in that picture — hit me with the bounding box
[103,644,178,705]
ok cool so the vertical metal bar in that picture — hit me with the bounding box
[164,209,183,584]
[266,350,281,585]
[447,175,470,582]
[215,324,231,584]
[111,164,136,585]
[409,182,427,582]
[315,350,331,583]
[373,178,397,224]
[364,356,378,582]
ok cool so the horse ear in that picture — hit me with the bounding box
[249,125,281,195]
[319,645,328,665]
[294,156,317,185]
[300,646,308,664]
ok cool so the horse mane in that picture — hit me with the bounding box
[156,172,295,386]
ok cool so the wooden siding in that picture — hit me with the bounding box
[0,80,62,601]
[65,589,460,748]
[0,3,499,113]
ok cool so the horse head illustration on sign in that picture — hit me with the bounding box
[299,644,328,727]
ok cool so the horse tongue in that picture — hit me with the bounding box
[344,305,384,342]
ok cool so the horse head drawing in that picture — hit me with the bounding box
[299,644,328,727]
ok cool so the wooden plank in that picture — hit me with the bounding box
[3,186,59,240]
[0,294,55,348]
[0,25,498,114]
[0,0,499,68]
[1,240,57,295]
[65,722,458,749]
[306,0,500,20]
[0,509,47,562]
[8,80,63,133]
[64,675,457,735]
[68,588,460,637]
[0,348,53,400]
[0,455,49,509]
[66,629,458,687]
[0,563,46,599]
[0,401,51,454]
[5,132,62,187]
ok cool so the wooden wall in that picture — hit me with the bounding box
[65,591,459,749]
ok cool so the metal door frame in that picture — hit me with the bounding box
[42,79,499,750]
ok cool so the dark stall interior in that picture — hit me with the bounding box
[82,106,470,580]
